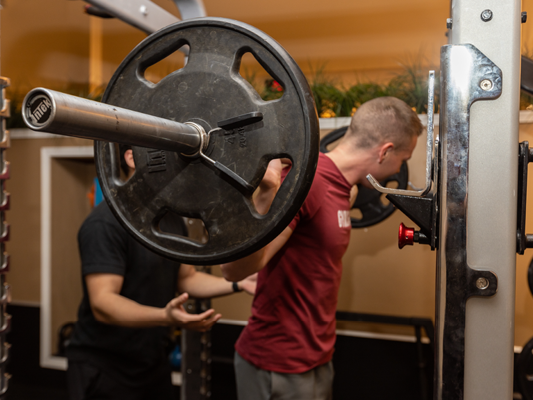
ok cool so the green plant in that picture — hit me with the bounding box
[9,51,533,131]
[521,92,533,111]
[261,79,284,101]
[346,82,388,109]
[307,64,345,117]
[521,50,533,110]
[308,54,441,117]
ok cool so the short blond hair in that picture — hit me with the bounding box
[344,97,423,150]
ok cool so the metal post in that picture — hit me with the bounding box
[435,1,521,399]
[181,266,212,400]
[0,78,9,400]
[0,4,11,397]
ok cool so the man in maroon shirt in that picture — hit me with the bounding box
[222,97,423,400]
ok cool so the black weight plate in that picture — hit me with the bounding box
[95,18,319,265]
[517,337,533,400]
[320,126,408,228]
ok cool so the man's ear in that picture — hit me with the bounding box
[377,142,394,164]
[124,149,135,169]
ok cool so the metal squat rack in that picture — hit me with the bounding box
[0,76,11,399]
[182,266,212,400]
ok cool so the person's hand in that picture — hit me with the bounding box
[165,292,221,332]
[253,159,284,215]
[349,185,358,208]
[239,273,258,295]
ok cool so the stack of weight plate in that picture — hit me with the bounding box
[0,76,11,399]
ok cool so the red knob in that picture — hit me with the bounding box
[398,223,415,249]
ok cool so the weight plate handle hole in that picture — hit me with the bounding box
[140,43,190,85]
[238,52,285,102]
[156,210,209,246]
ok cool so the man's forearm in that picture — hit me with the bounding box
[179,270,244,298]
[221,225,293,282]
[218,159,284,281]
[91,292,169,328]
[220,249,266,282]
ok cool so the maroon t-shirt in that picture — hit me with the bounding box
[235,152,353,373]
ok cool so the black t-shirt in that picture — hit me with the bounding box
[67,201,182,385]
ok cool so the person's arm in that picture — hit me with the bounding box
[86,273,220,331]
[349,185,358,207]
[220,158,293,281]
[177,264,257,297]
[220,159,292,282]
[220,226,293,282]
[253,159,283,214]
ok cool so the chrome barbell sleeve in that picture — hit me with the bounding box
[22,88,205,155]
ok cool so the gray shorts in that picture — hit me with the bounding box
[234,351,334,400]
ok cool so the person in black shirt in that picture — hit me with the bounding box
[66,146,256,400]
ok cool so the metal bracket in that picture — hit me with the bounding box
[0,315,11,335]
[84,0,206,34]
[0,373,9,396]
[0,194,9,212]
[436,43,502,399]
[0,284,9,305]
[0,100,10,120]
[0,343,9,366]
[0,131,11,150]
[172,0,206,19]
[0,254,10,274]
[0,225,10,244]
[84,0,180,34]
[0,164,9,181]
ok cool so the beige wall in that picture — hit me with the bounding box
[50,156,94,354]
[7,136,93,305]
[205,0,449,84]
[1,1,90,90]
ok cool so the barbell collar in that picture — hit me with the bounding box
[22,88,205,155]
